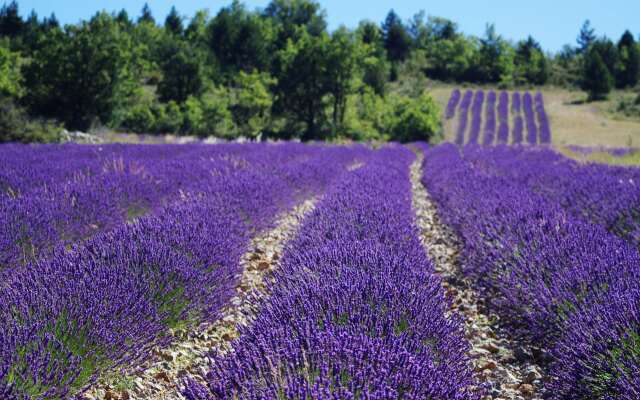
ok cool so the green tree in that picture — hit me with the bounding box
[356,21,389,95]
[0,43,22,97]
[514,36,549,85]
[390,92,441,142]
[582,47,613,100]
[424,35,474,81]
[208,2,273,77]
[230,70,275,138]
[381,10,411,62]
[23,12,138,130]
[157,39,204,103]
[185,9,209,44]
[325,28,361,134]
[616,30,640,88]
[577,20,596,53]
[264,0,327,47]
[138,3,155,24]
[0,1,23,37]
[474,24,514,83]
[273,29,330,140]
[165,6,183,36]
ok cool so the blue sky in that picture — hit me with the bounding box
[14,0,640,53]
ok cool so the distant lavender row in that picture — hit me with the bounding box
[534,93,551,144]
[446,89,462,119]
[483,91,496,145]
[523,93,538,145]
[455,90,473,145]
[0,144,363,399]
[184,146,476,399]
[445,89,551,145]
[497,91,509,144]
[468,90,484,144]
[423,144,640,399]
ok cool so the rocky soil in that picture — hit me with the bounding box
[410,151,548,400]
[84,198,318,400]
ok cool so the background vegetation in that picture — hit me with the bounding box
[0,1,638,143]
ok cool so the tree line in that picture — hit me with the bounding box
[0,1,638,143]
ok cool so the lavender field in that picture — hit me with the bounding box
[447,89,552,146]
[1,142,639,400]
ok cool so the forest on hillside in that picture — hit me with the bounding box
[0,0,638,143]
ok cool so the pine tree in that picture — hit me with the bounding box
[582,48,613,100]
[164,6,183,35]
[138,3,154,24]
[577,20,595,53]
[381,10,411,62]
[0,1,23,37]
[616,30,640,88]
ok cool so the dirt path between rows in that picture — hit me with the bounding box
[84,197,318,400]
[409,149,546,400]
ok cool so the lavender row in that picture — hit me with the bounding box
[183,146,476,400]
[422,144,640,399]
[0,144,363,399]
[461,145,640,247]
[497,91,509,144]
[523,93,538,145]
[534,93,551,144]
[0,144,315,268]
[468,90,484,144]
[455,90,474,145]
[446,89,462,119]
[483,91,497,145]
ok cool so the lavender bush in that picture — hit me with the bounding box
[0,143,364,399]
[422,144,640,400]
[184,146,477,399]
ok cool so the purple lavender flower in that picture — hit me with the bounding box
[446,89,462,119]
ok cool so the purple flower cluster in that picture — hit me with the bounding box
[422,144,640,400]
[468,90,485,144]
[534,93,551,144]
[523,93,538,145]
[483,91,497,145]
[455,90,474,145]
[497,91,509,144]
[446,89,462,119]
[183,146,477,400]
[0,143,363,399]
